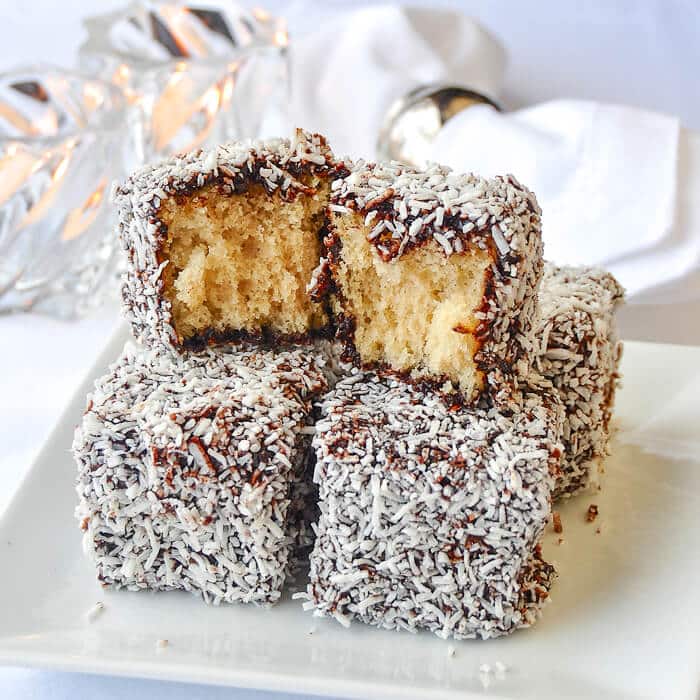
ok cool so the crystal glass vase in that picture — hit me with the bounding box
[79,1,289,166]
[0,67,129,317]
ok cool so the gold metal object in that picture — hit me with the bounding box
[377,84,501,168]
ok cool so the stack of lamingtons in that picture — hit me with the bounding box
[73,130,624,640]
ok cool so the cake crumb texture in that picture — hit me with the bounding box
[329,212,490,397]
[160,180,330,342]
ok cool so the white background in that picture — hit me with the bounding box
[1,1,699,698]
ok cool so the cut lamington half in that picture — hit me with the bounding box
[299,372,564,640]
[116,129,348,351]
[536,263,625,499]
[73,341,330,606]
[310,161,544,402]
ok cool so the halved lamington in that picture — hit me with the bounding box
[536,263,625,499]
[300,372,563,640]
[116,129,348,351]
[310,162,544,402]
[73,341,329,606]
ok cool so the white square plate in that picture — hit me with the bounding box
[1,329,699,700]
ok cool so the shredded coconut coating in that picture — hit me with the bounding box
[316,161,544,400]
[536,263,625,499]
[115,129,342,350]
[73,341,330,606]
[300,372,563,639]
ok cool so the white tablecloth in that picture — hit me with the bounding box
[2,1,699,698]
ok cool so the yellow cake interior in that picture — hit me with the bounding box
[159,179,330,342]
[331,212,492,396]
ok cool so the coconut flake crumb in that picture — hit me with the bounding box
[479,664,493,689]
[447,645,456,658]
[86,601,104,622]
[586,504,599,522]
[552,511,563,533]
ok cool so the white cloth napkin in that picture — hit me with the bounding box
[431,101,695,297]
[288,5,506,159]
[289,5,699,300]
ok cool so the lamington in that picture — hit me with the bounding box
[299,372,564,640]
[73,341,330,606]
[115,129,347,351]
[310,161,544,402]
[536,263,624,499]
